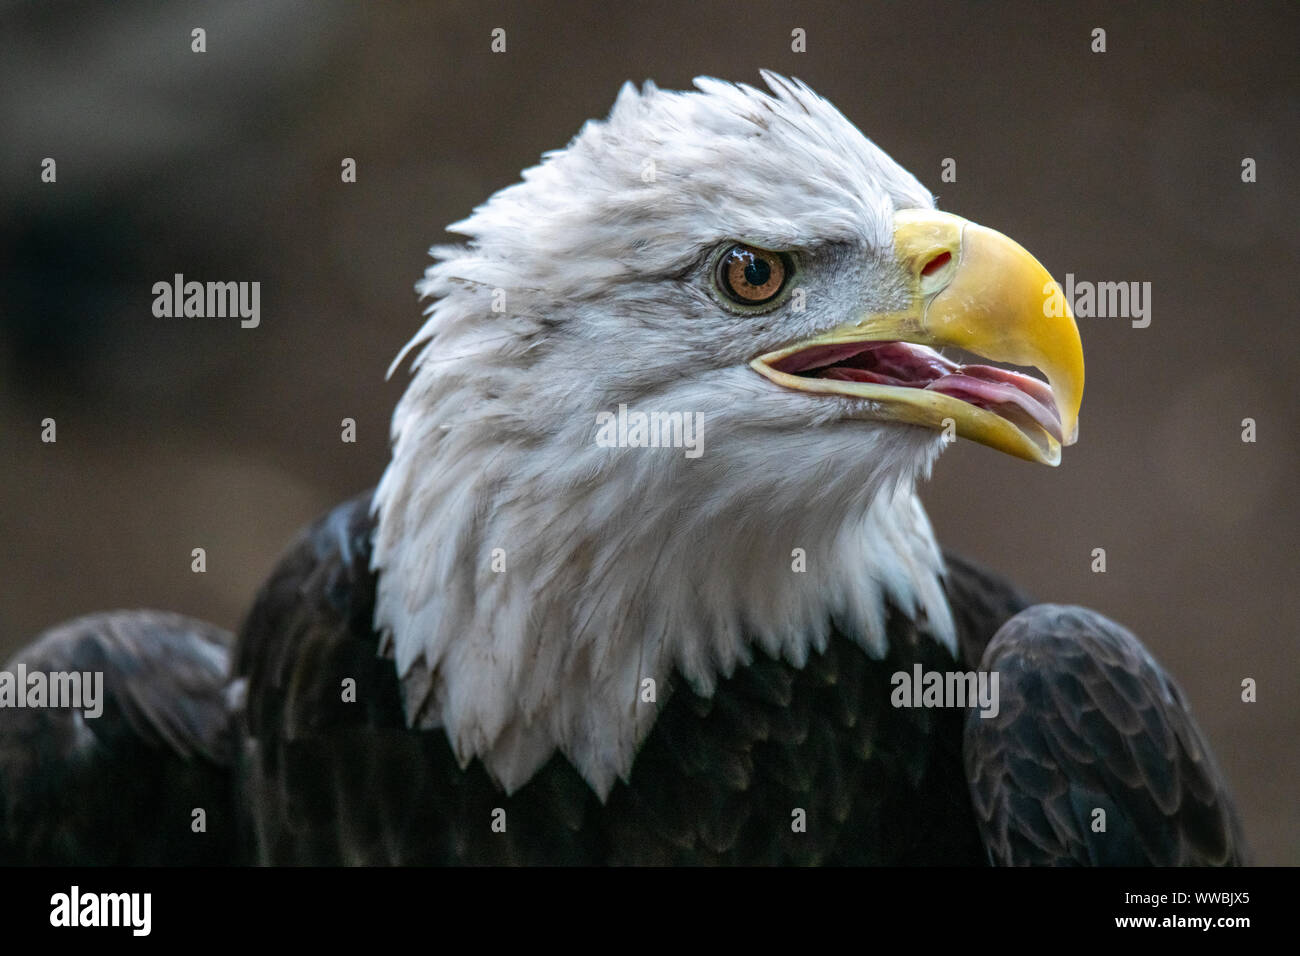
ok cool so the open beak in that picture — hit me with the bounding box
[750,210,1084,465]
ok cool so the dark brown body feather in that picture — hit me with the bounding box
[0,611,236,865]
[236,492,1005,864]
[964,606,1247,865]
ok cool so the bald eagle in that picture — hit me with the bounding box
[1,73,1245,866]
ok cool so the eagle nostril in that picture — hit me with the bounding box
[921,251,953,278]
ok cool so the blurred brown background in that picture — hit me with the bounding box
[1,1,1296,862]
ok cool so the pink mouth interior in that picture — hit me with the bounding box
[770,341,1063,443]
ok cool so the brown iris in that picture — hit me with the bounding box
[718,244,788,305]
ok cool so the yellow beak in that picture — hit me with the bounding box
[750,210,1084,465]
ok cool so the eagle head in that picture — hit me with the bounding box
[371,72,1084,798]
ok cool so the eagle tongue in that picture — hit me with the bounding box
[817,342,956,386]
[926,366,1063,442]
[769,342,1061,442]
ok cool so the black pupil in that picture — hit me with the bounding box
[743,254,771,287]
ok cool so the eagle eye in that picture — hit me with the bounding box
[716,244,789,306]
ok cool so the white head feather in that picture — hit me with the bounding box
[372,72,956,798]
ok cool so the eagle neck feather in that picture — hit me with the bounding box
[371,349,955,798]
